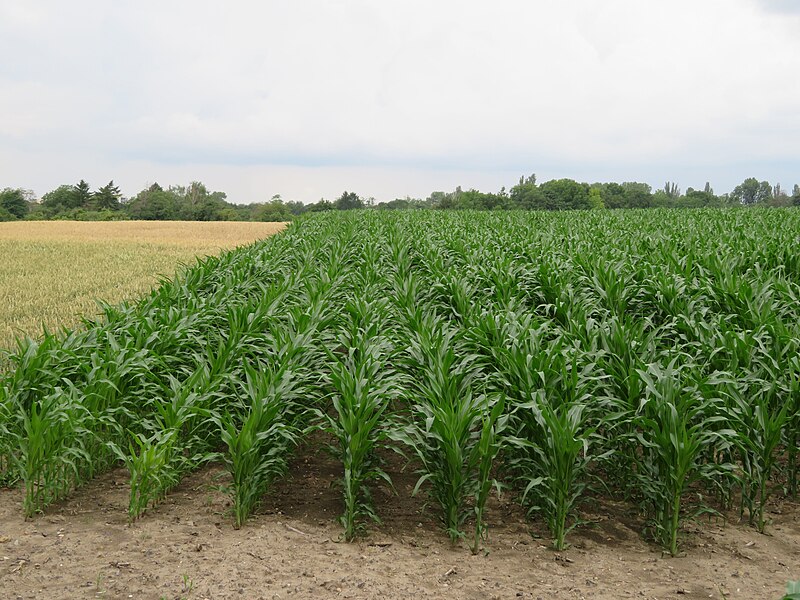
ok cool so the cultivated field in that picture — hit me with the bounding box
[0,210,798,599]
[0,221,286,350]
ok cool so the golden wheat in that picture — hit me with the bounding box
[0,221,286,349]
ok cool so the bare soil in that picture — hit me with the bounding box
[1,443,797,600]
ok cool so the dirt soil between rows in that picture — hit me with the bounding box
[1,442,798,600]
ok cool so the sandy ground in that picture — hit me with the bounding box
[1,443,797,600]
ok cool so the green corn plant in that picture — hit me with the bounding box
[115,370,219,520]
[580,256,636,319]
[20,384,92,517]
[471,395,508,555]
[3,216,306,513]
[0,380,19,487]
[1,333,65,488]
[10,328,153,511]
[782,355,800,498]
[510,396,596,551]
[716,376,789,533]
[6,205,800,557]
[114,429,182,520]
[390,324,502,545]
[213,361,300,528]
[314,337,399,540]
[307,242,400,540]
[75,336,158,480]
[783,580,800,600]
[495,326,600,551]
[626,360,735,555]
[597,316,659,497]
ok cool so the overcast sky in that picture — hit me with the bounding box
[1,0,799,204]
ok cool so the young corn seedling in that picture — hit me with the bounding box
[20,385,91,517]
[628,360,735,555]
[471,395,508,555]
[116,370,218,520]
[717,376,789,533]
[0,381,19,487]
[315,336,399,540]
[214,361,301,528]
[116,429,182,520]
[497,327,599,551]
[510,395,596,551]
[783,354,800,498]
[390,324,502,545]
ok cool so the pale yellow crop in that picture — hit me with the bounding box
[0,220,286,350]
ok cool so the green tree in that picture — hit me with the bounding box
[598,182,628,209]
[307,198,334,212]
[539,178,591,210]
[0,188,30,219]
[126,183,181,220]
[792,184,800,206]
[768,183,791,207]
[41,185,78,212]
[73,180,92,208]
[251,195,292,221]
[621,182,653,208]
[426,191,448,208]
[679,188,718,208]
[509,174,542,209]
[437,187,463,209]
[663,182,681,199]
[449,188,505,210]
[335,191,363,210]
[166,181,229,220]
[588,186,605,209]
[195,195,229,220]
[730,177,771,205]
[93,180,122,210]
[284,200,307,215]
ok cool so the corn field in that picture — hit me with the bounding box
[1,209,799,556]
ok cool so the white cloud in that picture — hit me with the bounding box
[1,0,799,202]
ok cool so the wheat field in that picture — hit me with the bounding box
[0,220,286,350]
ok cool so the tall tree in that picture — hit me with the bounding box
[598,182,628,209]
[509,174,542,209]
[307,198,334,212]
[731,177,772,205]
[251,195,292,221]
[73,180,92,208]
[0,188,30,219]
[588,186,605,209]
[621,182,653,208]
[41,185,78,211]
[539,178,591,210]
[681,187,718,208]
[93,180,123,210]
[766,183,791,207]
[127,183,179,220]
[335,190,363,210]
[664,182,681,199]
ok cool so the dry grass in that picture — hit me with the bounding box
[0,221,286,350]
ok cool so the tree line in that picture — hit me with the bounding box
[1,176,799,222]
